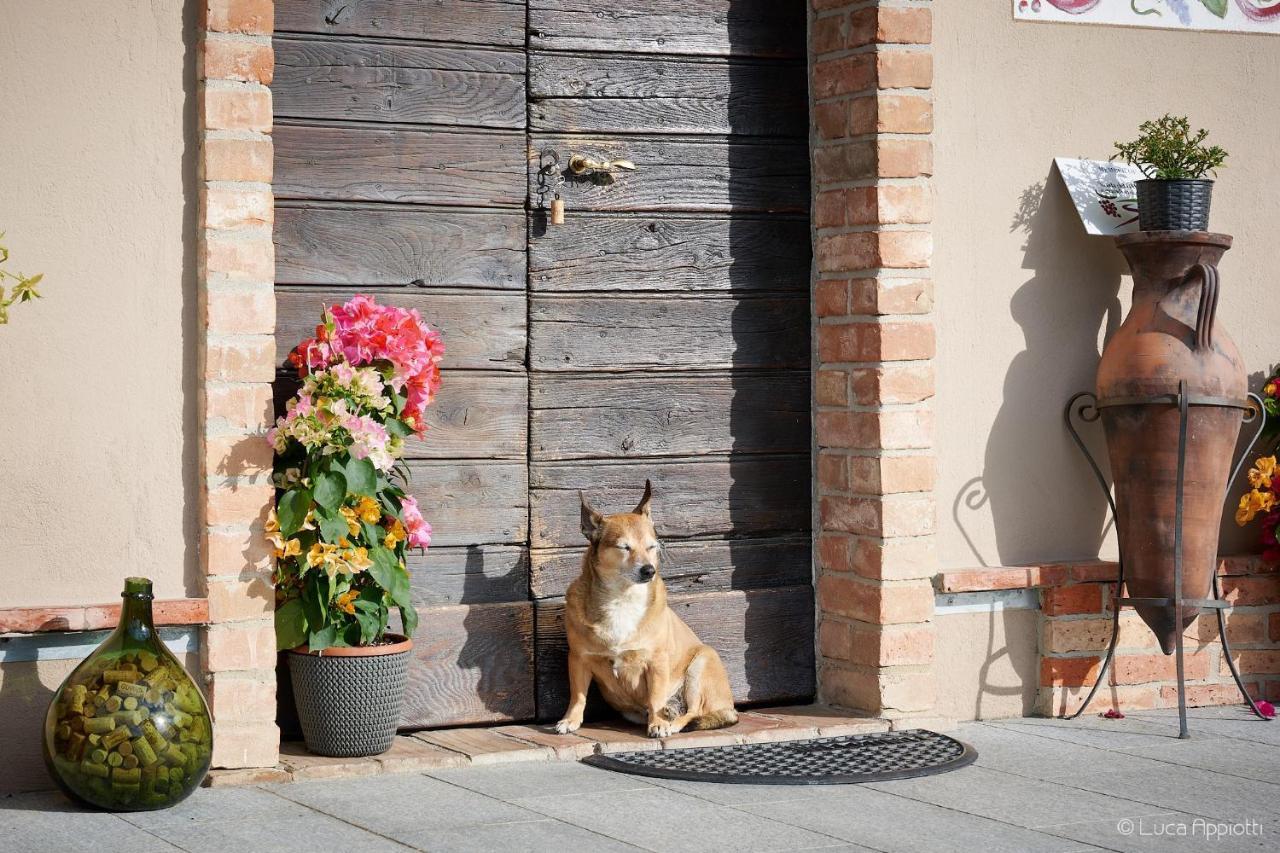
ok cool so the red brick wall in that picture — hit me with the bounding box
[1039,564,1280,715]
[810,0,939,722]
[196,0,279,769]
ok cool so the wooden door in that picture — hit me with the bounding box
[271,0,536,727]
[526,1,815,717]
[271,0,812,729]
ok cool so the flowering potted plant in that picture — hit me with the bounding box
[1112,114,1227,232]
[269,295,443,756]
[1235,373,1280,564]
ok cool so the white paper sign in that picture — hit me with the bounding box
[1054,157,1145,235]
[1014,0,1280,37]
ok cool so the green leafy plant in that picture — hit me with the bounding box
[1112,115,1228,180]
[270,296,443,651]
[0,234,43,324]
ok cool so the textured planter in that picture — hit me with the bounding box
[1135,179,1213,232]
[287,634,412,757]
[1099,232,1244,654]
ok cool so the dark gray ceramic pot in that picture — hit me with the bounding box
[287,634,411,757]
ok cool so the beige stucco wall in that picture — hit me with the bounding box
[933,608,1039,721]
[0,1,194,605]
[934,5,1280,571]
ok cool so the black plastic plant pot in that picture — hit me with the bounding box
[1135,179,1213,232]
[287,634,411,757]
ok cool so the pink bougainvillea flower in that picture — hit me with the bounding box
[1257,700,1276,719]
[1102,708,1125,720]
[399,494,432,550]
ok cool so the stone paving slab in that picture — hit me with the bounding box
[205,705,888,787]
[742,785,1103,853]
[510,784,848,852]
[9,707,1277,853]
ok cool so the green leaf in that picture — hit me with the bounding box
[274,599,308,651]
[318,511,351,545]
[385,417,412,439]
[345,457,377,496]
[308,624,339,651]
[313,471,347,512]
[1199,0,1227,18]
[399,605,419,638]
[302,579,325,628]
[354,609,380,645]
[278,488,312,536]
[367,547,412,608]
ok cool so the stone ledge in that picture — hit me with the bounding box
[936,554,1273,595]
[204,706,893,786]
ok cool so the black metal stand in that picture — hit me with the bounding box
[1063,380,1273,737]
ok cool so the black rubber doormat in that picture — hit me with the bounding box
[582,729,977,785]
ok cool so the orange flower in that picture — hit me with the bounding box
[335,589,359,615]
[1236,488,1276,526]
[1248,456,1277,490]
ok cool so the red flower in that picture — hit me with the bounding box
[1257,700,1276,719]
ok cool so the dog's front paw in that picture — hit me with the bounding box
[647,722,676,738]
[554,718,581,735]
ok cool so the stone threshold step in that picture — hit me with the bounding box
[206,705,911,786]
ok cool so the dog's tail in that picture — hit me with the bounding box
[691,707,739,730]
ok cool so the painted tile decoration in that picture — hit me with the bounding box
[1014,0,1280,35]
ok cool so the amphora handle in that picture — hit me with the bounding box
[1185,262,1220,351]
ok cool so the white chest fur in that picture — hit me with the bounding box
[596,583,650,652]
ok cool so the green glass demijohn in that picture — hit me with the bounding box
[42,577,213,810]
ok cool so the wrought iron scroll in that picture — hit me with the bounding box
[1062,388,1272,734]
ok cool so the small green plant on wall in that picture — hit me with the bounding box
[0,233,43,324]
[1112,114,1228,180]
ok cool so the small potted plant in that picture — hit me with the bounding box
[1112,114,1227,232]
[269,295,443,757]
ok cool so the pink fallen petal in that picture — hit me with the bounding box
[1257,700,1276,719]
[1102,709,1125,719]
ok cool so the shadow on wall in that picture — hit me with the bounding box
[954,165,1128,568]
[725,3,814,707]
[0,660,57,796]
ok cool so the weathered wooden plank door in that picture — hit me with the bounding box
[526,0,814,717]
[271,0,536,728]
[272,0,812,729]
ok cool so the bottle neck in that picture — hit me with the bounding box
[118,592,155,644]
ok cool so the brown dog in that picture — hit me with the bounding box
[555,481,738,737]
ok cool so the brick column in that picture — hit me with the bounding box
[809,1,939,723]
[196,0,279,768]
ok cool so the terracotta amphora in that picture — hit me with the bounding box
[1098,231,1245,655]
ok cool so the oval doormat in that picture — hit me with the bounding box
[582,729,977,785]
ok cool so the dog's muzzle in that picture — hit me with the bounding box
[636,564,657,583]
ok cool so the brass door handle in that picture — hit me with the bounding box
[567,154,637,176]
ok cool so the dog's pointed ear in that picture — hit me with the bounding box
[580,491,604,542]
[632,479,653,517]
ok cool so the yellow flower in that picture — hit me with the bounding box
[1248,456,1277,490]
[1236,489,1277,526]
[306,542,325,568]
[347,546,372,573]
[357,496,381,525]
[1266,382,1277,397]
[340,505,360,537]
[282,538,302,558]
[335,590,359,615]
[383,519,406,549]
